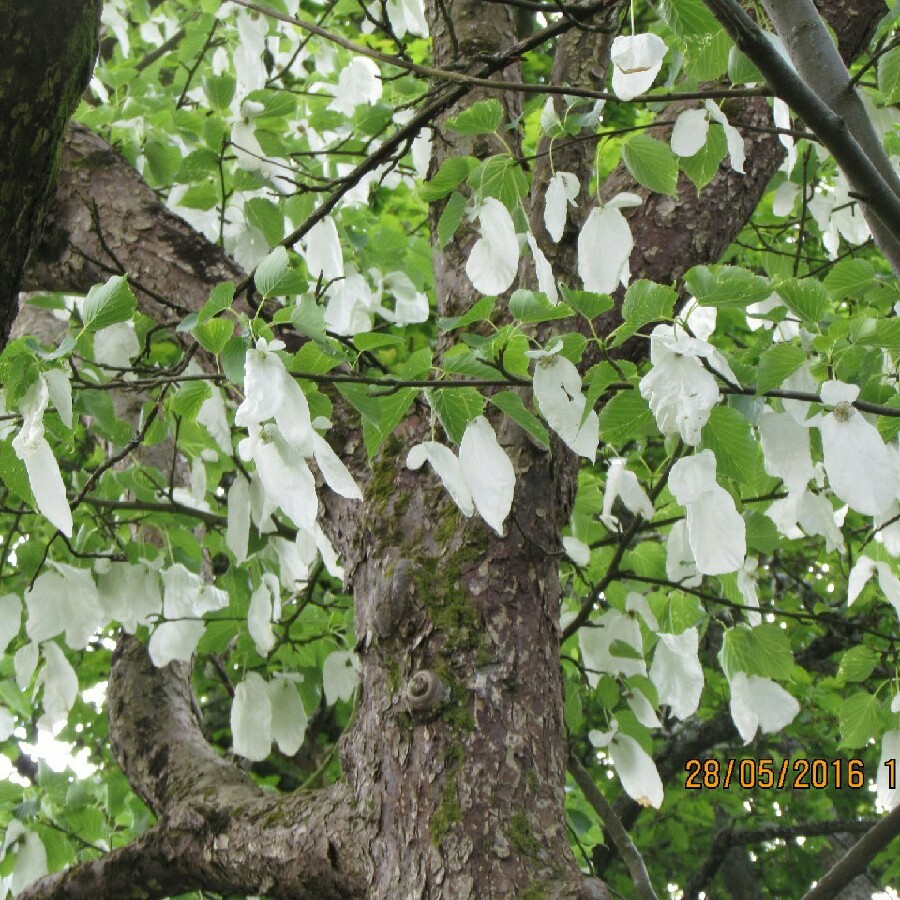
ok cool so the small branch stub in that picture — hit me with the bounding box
[406,670,448,713]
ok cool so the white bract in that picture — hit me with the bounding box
[25,565,105,651]
[93,321,139,368]
[544,171,579,243]
[818,380,897,516]
[407,416,515,535]
[639,324,736,446]
[12,376,73,537]
[384,0,428,37]
[527,234,559,304]
[579,607,646,684]
[669,451,746,575]
[248,574,281,657]
[671,101,745,173]
[591,726,664,809]
[329,57,382,116]
[759,408,814,498]
[577,192,642,294]
[227,474,251,565]
[847,556,900,618]
[323,650,359,705]
[0,594,21,656]
[526,342,599,460]
[96,562,163,633]
[36,642,78,731]
[600,458,654,530]
[650,628,704,720]
[465,198,519,296]
[305,216,344,282]
[729,672,800,743]
[666,520,701,587]
[232,672,273,761]
[610,33,667,101]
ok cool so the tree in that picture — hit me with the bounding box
[1,0,899,897]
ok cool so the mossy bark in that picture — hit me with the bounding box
[0,0,101,346]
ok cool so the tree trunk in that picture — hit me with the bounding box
[0,0,101,344]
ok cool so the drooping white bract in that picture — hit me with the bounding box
[737,556,762,626]
[12,376,73,537]
[818,380,897,517]
[407,442,475,517]
[627,689,661,729]
[93,321,140,368]
[604,729,664,809]
[227,474,251,565]
[526,234,559,304]
[767,489,845,552]
[666,520,701,587]
[323,650,359,705]
[675,297,717,341]
[562,536,591,566]
[385,0,428,37]
[544,171,579,243]
[304,216,345,282]
[15,643,39,691]
[329,57,382,116]
[378,271,430,325]
[759,408,814,498]
[1,822,48,897]
[232,672,273,761]
[772,98,797,174]
[639,325,735,446]
[847,555,900,618]
[36,642,78,731]
[772,181,799,217]
[25,564,105,651]
[325,270,380,335]
[248,573,281,657]
[197,384,232,455]
[312,433,364,500]
[745,293,800,343]
[148,565,228,667]
[465,198,519,296]
[0,594,21,656]
[96,562,163,633]
[671,108,709,157]
[458,416,516,535]
[268,674,309,756]
[577,193,642,294]
[407,417,515,536]
[600,458,654,529]
[526,342,600,460]
[669,451,746,575]
[610,33,667,101]
[729,672,800,743]
[650,628,704,720]
[877,730,900,810]
[704,101,745,174]
[580,607,646,685]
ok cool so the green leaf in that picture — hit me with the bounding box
[823,259,875,299]
[508,290,572,323]
[719,624,794,681]
[245,197,284,245]
[82,276,137,332]
[447,99,504,135]
[648,590,704,635]
[777,278,829,323]
[221,336,249,384]
[613,280,677,346]
[468,155,528,208]
[684,265,771,308]
[658,0,719,38]
[0,441,35,505]
[439,296,496,331]
[728,46,762,84]
[559,286,613,320]
[172,381,212,420]
[839,692,884,749]
[194,318,234,354]
[353,333,404,352]
[684,30,731,81]
[489,391,549,448]
[421,157,478,201]
[427,388,485,444]
[337,385,417,457]
[199,282,236,324]
[878,45,900,104]
[837,646,878,683]
[254,246,290,298]
[288,295,327,342]
[622,134,679,197]
[756,343,806,394]
[598,390,657,444]
[203,73,236,111]
[680,123,728,192]
[437,191,468,250]
[144,140,181,185]
[700,405,758,483]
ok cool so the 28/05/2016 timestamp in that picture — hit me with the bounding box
[684,757,897,790]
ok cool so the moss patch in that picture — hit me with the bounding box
[507,812,541,859]
[430,745,463,845]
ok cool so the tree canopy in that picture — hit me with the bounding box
[0,0,899,897]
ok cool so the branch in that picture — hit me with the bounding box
[801,804,900,900]
[759,0,900,273]
[702,0,900,245]
[568,752,659,900]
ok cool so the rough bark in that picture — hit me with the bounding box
[0,0,101,345]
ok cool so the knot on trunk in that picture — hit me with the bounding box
[405,670,447,712]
